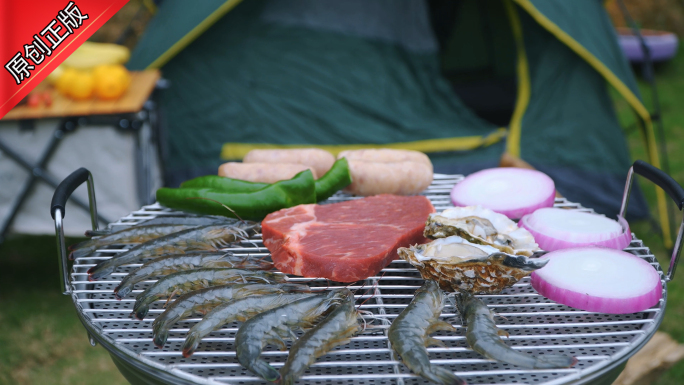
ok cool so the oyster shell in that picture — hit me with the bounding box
[398,236,548,293]
[424,206,539,256]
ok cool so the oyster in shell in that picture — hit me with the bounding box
[398,236,548,293]
[424,206,539,256]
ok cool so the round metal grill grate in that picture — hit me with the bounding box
[69,175,665,384]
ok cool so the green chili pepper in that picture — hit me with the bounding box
[156,170,317,220]
[156,158,352,219]
[175,158,351,202]
[314,158,352,201]
[180,175,268,192]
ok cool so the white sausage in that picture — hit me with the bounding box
[243,149,335,177]
[344,160,433,196]
[218,162,318,184]
[338,149,432,171]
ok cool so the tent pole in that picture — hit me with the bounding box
[616,0,674,251]
[615,0,669,176]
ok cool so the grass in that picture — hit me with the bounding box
[2,49,684,385]
[0,235,127,385]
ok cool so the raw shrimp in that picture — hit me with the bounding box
[153,283,309,348]
[235,289,349,382]
[388,280,465,385]
[70,224,197,260]
[87,223,257,280]
[84,215,243,236]
[114,251,274,299]
[181,292,317,356]
[456,292,577,369]
[132,268,286,320]
[279,293,362,385]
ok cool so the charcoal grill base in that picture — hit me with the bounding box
[68,174,666,385]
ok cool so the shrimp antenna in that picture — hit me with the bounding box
[246,239,261,250]
[350,280,365,296]
[357,270,386,309]
[311,278,331,291]
[184,197,245,222]
[271,237,287,254]
[255,253,271,263]
[356,309,388,331]
[300,277,323,285]
[359,310,368,331]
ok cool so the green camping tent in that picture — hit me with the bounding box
[128,0,670,244]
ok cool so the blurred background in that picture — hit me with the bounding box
[2,0,684,383]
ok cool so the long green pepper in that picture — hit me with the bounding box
[313,158,352,201]
[156,159,351,220]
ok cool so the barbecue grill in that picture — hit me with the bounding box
[50,162,684,385]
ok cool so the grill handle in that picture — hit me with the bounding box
[51,168,99,295]
[620,160,684,281]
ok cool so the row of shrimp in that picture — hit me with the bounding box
[153,283,363,384]
[70,214,369,383]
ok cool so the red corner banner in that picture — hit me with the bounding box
[0,0,129,118]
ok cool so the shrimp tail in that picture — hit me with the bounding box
[113,281,133,299]
[152,321,170,348]
[134,305,149,320]
[132,297,154,320]
[87,263,115,281]
[423,366,466,385]
[182,331,202,357]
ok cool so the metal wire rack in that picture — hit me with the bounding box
[68,174,666,385]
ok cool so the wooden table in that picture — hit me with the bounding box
[0,70,162,242]
[2,70,161,120]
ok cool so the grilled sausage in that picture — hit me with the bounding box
[337,149,434,196]
[343,160,433,196]
[337,149,433,171]
[243,149,335,177]
[218,162,318,183]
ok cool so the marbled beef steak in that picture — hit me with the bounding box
[262,195,435,282]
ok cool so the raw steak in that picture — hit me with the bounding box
[262,195,435,282]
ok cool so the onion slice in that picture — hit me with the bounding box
[531,247,662,314]
[519,208,632,251]
[450,168,555,219]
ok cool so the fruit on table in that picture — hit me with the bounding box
[61,41,130,69]
[93,64,131,100]
[49,41,132,100]
[55,67,79,94]
[41,91,53,106]
[54,65,131,100]
[48,42,129,84]
[27,93,41,108]
[65,71,95,100]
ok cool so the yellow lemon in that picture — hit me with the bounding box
[93,64,131,100]
[55,67,79,96]
[66,70,95,100]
